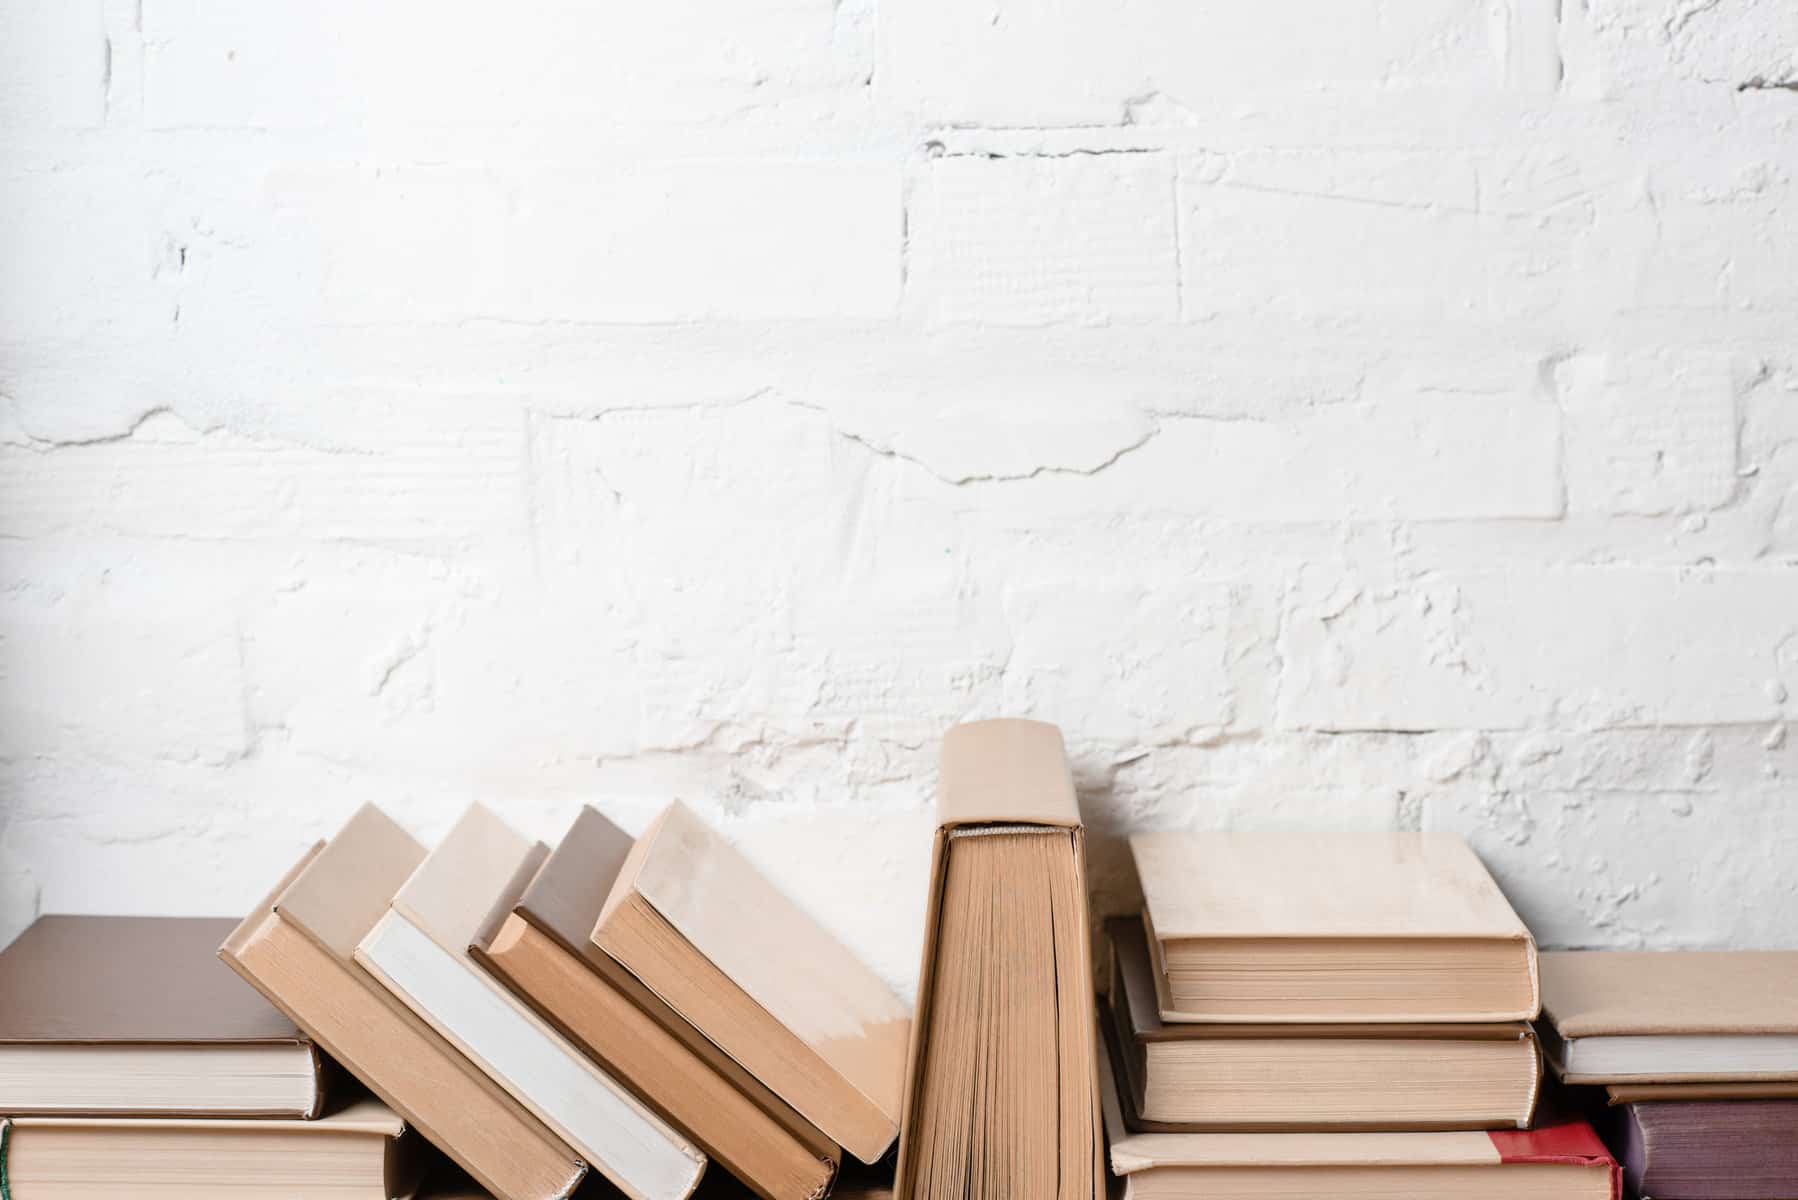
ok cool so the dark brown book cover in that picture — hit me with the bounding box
[1617,1100,1798,1199]
[0,915,322,1117]
[473,807,836,1167]
[0,916,307,1045]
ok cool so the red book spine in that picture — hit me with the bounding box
[1489,1118,1622,1200]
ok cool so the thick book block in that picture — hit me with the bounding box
[1541,951,1798,1083]
[895,718,1104,1200]
[355,804,705,1200]
[219,805,587,1200]
[0,1097,416,1199]
[1615,1100,1798,1200]
[1101,1034,1618,1200]
[1132,832,1539,1023]
[0,915,320,1117]
[592,800,909,1165]
[1104,917,1540,1131]
[473,806,839,1200]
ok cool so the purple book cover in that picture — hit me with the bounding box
[1618,1101,1798,1200]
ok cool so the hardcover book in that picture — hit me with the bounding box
[1100,1033,1617,1200]
[0,915,320,1117]
[472,805,839,1200]
[0,1096,417,1199]
[1540,951,1798,1083]
[894,719,1104,1200]
[1612,1100,1798,1200]
[1104,916,1540,1130]
[591,800,910,1165]
[1131,831,1539,1023]
[355,804,706,1200]
[219,805,588,1200]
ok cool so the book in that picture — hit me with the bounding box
[0,915,320,1117]
[1540,951,1798,1083]
[591,800,909,1165]
[472,806,839,1200]
[1605,1082,1798,1104]
[1100,1030,1618,1200]
[1104,916,1541,1130]
[1131,832,1539,1023]
[219,805,588,1200]
[355,805,706,1200]
[894,719,1104,1200]
[1613,1100,1798,1200]
[0,1096,417,1199]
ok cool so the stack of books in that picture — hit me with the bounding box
[221,798,912,1200]
[1540,950,1798,1199]
[1102,832,1621,1198]
[0,914,427,1198]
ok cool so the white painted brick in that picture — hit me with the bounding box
[1559,351,1739,516]
[1630,170,1798,313]
[0,0,106,129]
[0,169,170,342]
[906,154,1180,325]
[238,165,899,324]
[1279,568,1798,731]
[0,551,249,764]
[1576,0,1798,92]
[0,405,525,544]
[1426,788,1798,948]
[881,0,1502,125]
[143,0,862,130]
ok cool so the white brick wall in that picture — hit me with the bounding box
[2,0,1795,988]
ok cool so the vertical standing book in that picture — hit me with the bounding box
[473,806,839,1200]
[895,718,1104,1200]
[219,805,588,1200]
[0,915,321,1117]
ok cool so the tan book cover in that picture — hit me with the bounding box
[1132,832,1539,1023]
[357,804,705,1200]
[0,915,321,1117]
[894,718,1103,1200]
[474,806,839,1200]
[1104,917,1540,1131]
[219,806,587,1200]
[591,801,910,1165]
[0,1097,417,1199]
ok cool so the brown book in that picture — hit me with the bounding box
[1132,832,1539,1024]
[219,805,588,1200]
[473,806,839,1200]
[0,915,321,1117]
[591,801,909,1165]
[894,719,1104,1200]
[1605,1081,1798,1104]
[1104,917,1540,1131]
[1540,951,1798,1083]
[0,1096,420,1199]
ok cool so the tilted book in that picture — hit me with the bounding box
[0,915,320,1117]
[1132,831,1539,1023]
[0,1097,416,1200]
[895,718,1104,1200]
[355,804,706,1200]
[1540,951,1798,1083]
[1100,1031,1617,1200]
[591,800,910,1165]
[472,806,839,1200]
[219,806,588,1200]
[1104,916,1540,1131]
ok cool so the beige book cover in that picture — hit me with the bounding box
[357,805,705,1200]
[219,806,587,1200]
[592,800,910,1164]
[1132,832,1539,1023]
[1541,951,1798,1036]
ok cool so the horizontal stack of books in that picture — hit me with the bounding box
[1540,950,1798,1199]
[2,718,1790,1200]
[1102,832,1621,1198]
